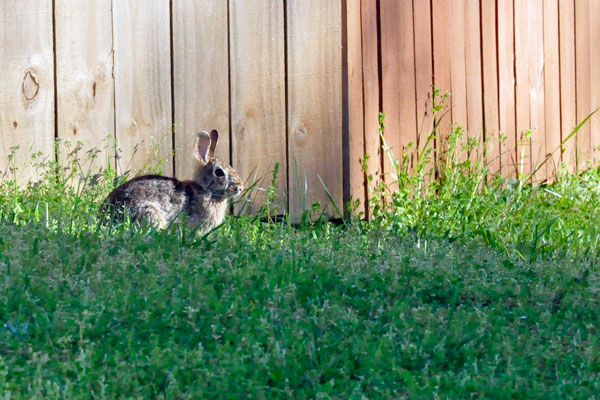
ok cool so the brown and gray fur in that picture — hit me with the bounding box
[101,130,243,231]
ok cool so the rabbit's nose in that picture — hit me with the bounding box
[230,184,242,195]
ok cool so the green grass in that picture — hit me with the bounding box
[2,105,600,398]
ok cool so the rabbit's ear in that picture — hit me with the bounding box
[193,131,211,164]
[209,129,219,157]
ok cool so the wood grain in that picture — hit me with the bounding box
[527,0,546,182]
[55,0,114,172]
[413,0,434,176]
[287,0,343,218]
[575,0,591,168]
[113,0,173,176]
[360,0,381,210]
[497,0,517,176]
[0,0,55,183]
[379,0,401,180]
[589,0,600,164]
[172,0,229,181]
[514,0,532,176]
[558,0,577,172]
[464,0,483,163]
[449,0,468,131]
[345,0,366,215]
[481,0,499,174]
[431,0,452,166]
[396,0,417,163]
[543,0,561,178]
[381,0,416,178]
[229,0,286,213]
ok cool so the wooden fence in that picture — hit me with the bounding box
[1,0,600,217]
[347,0,600,215]
[0,0,342,217]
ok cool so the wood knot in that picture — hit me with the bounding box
[22,70,40,101]
[127,119,138,136]
[295,124,308,140]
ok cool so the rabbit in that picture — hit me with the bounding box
[101,129,243,231]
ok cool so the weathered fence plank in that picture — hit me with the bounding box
[55,0,114,171]
[287,0,343,218]
[381,0,417,176]
[527,0,546,182]
[413,0,433,175]
[481,0,500,174]
[497,0,516,176]
[0,0,55,182]
[229,0,287,213]
[514,0,532,176]
[449,0,468,132]
[589,1,600,164]
[344,0,366,214]
[543,0,561,177]
[379,0,401,175]
[575,0,591,168]
[360,0,381,205]
[113,0,173,176]
[559,0,577,172]
[172,0,229,181]
[431,0,452,157]
[464,0,483,162]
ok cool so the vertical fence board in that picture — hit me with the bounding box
[464,0,483,162]
[431,0,453,160]
[380,0,401,177]
[113,0,173,176]
[481,0,500,174]
[381,0,416,176]
[172,1,229,181]
[589,1,600,163]
[450,0,468,131]
[287,0,342,218]
[413,0,434,171]
[0,0,55,182]
[514,0,532,176]
[575,0,591,168]
[397,0,417,158]
[345,0,366,214]
[360,0,381,203]
[230,0,286,213]
[497,0,516,176]
[558,0,576,172]
[55,0,114,171]
[543,0,561,178]
[527,0,546,181]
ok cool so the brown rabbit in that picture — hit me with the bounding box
[101,130,243,231]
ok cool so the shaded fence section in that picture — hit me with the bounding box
[0,0,342,217]
[346,0,600,216]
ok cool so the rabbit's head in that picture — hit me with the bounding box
[193,130,244,198]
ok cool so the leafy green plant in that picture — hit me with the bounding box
[363,89,600,259]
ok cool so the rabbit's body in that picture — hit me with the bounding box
[101,130,242,230]
[103,175,229,230]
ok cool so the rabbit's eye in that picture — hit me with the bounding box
[214,168,225,177]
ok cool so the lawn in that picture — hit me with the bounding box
[1,132,600,399]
